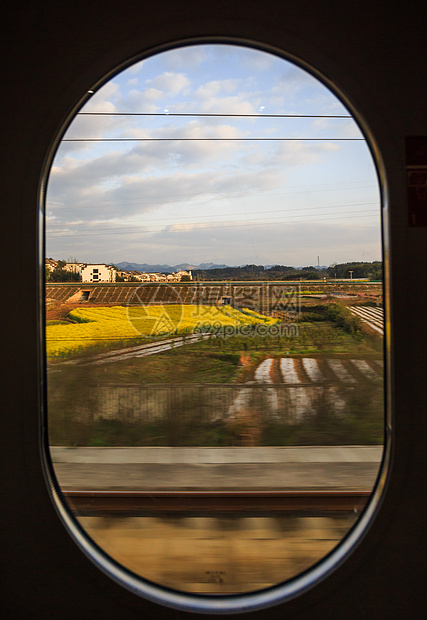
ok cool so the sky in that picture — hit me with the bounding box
[45,44,382,268]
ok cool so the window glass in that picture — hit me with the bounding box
[45,43,383,596]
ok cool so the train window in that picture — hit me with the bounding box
[43,42,385,612]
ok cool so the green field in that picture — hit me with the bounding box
[47,303,383,448]
[46,303,279,360]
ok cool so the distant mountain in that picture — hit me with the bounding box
[116,262,175,273]
[116,261,234,273]
[294,265,329,270]
[197,262,232,270]
[115,261,334,273]
[173,263,198,271]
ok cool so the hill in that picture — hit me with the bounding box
[116,261,232,273]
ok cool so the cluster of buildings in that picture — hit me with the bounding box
[45,260,192,283]
[116,269,193,283]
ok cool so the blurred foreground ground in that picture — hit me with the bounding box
[77,512,358,593]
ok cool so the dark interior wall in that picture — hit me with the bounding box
[2,1,427,618]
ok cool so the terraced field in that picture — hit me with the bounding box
[350,306,384,335]
[228,356,383,421]
[251,356,383,385]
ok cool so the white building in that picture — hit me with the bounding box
[63,262,86,274]
[148,273,167,282]
[81,264,116,283]
[174,270,192,281]
[45,259,58,272]
[117,271,152,282]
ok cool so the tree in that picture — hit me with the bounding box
[49,269,81,282]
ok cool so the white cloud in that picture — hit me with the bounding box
[194,79,239,99]
[161,46,208,70]
[146,71,190,95]
[45,44,381,267]
[140,87,163,101]
[83,82,121,112]
[198,96,256,115]
[126,59,145,75]
[168,222,197,232]
[46,217,382,267]
[269,141,340,167]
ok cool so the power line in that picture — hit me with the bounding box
[47,184,377,210]
[66,111,361,141]
[48,202,378,233]
[63,137,364,142]
[78,112,353,118]
[48,210,379,237]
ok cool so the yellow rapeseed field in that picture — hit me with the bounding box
[46,304,279,359]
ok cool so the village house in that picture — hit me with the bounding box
[148,272,167,282]
[63,262,86,274]
[121,270,192,283]
[174,270,192,281]
[45,258,58,272]
[81,264,117,283]
[117,271,152,282]
[45,260,192,283]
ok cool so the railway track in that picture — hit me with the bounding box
[63,489,370,514]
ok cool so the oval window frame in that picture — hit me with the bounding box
[40,36,391,615]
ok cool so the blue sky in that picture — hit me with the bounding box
[46,43,381,267]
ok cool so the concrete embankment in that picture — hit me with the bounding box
[51,446,383,491]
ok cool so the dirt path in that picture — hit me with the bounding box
[57,333,213,367]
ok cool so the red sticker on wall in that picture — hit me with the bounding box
[406,137,427,226]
